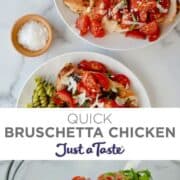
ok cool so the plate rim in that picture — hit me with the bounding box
[16,51,151,107]
[53,0,180,51]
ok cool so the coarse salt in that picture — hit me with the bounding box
[18,20,48,51]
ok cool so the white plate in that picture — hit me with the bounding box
[17,51,150,107]
[11,160,180,180]
[54,0,180,51]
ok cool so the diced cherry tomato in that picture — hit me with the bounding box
[93,72,110,90]
[149,8,162,21]
[90,20,105,38]
[78,60,107,73]
[72,176,86,180]
[139,0,157,12]
[52,96,63,106]
[159,0,170,9]
[91,13,103,22]
[138,0,158,22]
[130,0,138,9]
[56,90,75,107]
[126,30,146,40]
[77,81,97,99]
[139,10,148,22]
[112,74,130,88]
[82,72,100,94]
[140,21,159,35]
[148,27,160,41]
[103,0,111,9]
[76,15,90,36]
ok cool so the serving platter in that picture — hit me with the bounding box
[54,0,180,51]
[17,52,150,107]
[10,160,180,180]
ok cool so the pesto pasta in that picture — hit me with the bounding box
[26,76,56,108]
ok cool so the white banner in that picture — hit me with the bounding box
[0,108,179,160]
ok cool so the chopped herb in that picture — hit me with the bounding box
[100,90,118,100]
[71,73,81,83]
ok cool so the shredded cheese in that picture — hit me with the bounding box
[75,92,91,106]
[112,1,126,14]
[61,76,77,94]
[90,95,104,108]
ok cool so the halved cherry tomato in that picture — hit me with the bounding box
[78,60,107,73]
[126,30,146,40]
[140,21,159,35]
[82,72,100,94]
[76,15,90,36]
[93,72,110,90]
[56,90,75,107]
[90,20,105,38]
[72,176,86,180]
[112,74,130,88]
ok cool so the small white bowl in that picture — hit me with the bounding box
[54,0,180,51]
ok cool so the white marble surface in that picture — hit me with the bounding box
[0,0,180,107]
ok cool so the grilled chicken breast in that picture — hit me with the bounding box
[56,63,76,91]
[64,0,90,14]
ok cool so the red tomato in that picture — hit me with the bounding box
[72,176,86,180]
[78,60,107,73]
[138,0,157,22]
[56,90,75,107]
[140,21,159,35]
[82,72,100,94]
[76,15,90,36]
[52,96,63,106]
[77,81,97,99]
[130,0,138,9]
[91,13,103,22]
[93,72,110,90]
[148,27,160,41]
[90,20,105,38]
[126,30,146,40]
[139,10,148,22]
[159,0,170,9]
[112,74,130,88]
[139,0,157,12]
[103,0,111,9]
